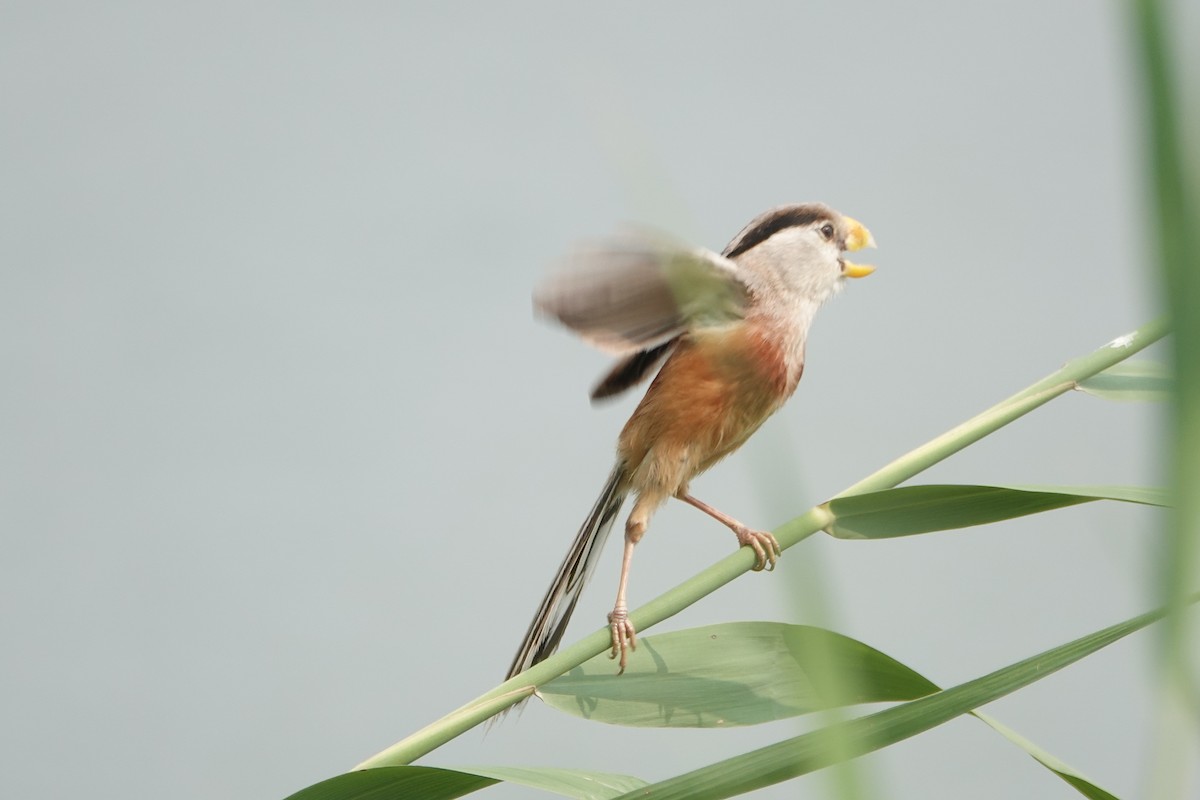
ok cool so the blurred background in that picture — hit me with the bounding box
[2,3,1192,798]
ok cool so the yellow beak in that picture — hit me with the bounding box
[843,216,876,252]
[841,216,876,278]
[842,261,875,278]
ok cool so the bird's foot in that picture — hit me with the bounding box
[676,493,781,572]
[733,525,781,571]
[607,605,637,674]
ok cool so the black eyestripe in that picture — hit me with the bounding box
[722,206,832,259]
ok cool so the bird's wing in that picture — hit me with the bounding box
[534,233,749,356]
[589,339,678,402]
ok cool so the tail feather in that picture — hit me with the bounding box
[505,463,628,681]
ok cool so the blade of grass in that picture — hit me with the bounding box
[823,484,1168,540]
[283,766,496,800]
[284,764,646,800]
[1077,361,1172,402]
[973,713,1118,800]
[539,623,938,727]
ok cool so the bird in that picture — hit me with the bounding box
[506,203,876,681]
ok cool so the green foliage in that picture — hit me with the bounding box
[824,484,1167,540]
[284,765,646,800]
[1133,0,1200,795]
[1077,361,1172,402]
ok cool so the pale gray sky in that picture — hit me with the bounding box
[1,3,1189,799]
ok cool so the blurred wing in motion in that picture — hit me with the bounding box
[534,233,750,357]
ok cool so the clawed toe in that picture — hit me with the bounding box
[607,607,637,674]
[736,527,781,571]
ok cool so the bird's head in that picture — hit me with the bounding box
[722,203,876,308]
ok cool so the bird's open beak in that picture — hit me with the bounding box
[841,216,876,278]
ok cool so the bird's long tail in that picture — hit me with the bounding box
[505,462,628,681]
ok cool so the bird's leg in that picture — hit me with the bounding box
[608,498,653,673]
[678,493,781,571]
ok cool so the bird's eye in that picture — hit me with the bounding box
[819,223,835,241]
